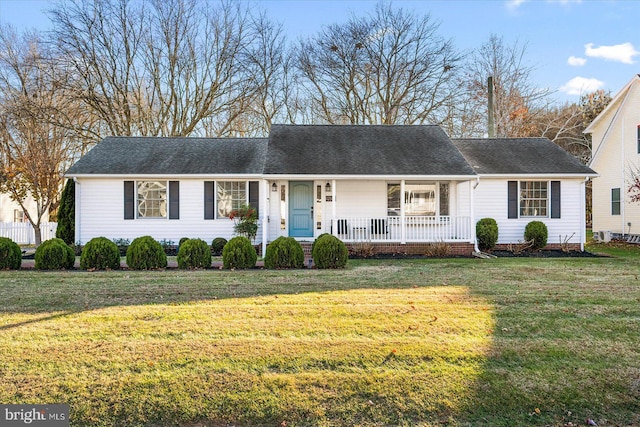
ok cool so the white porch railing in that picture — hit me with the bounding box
[331,216,471,242]
[0,222,58,245]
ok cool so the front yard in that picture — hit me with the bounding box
[1,254,639,426]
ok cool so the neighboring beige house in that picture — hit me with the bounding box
[0,192,53,244]
[585,74,640,239]
[0,192,47,223]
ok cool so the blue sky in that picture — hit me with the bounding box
[0,0,638,103]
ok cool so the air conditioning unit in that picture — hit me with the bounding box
[596,230,611,243]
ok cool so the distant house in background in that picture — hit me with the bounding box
[66,125,595,255]
[585,74,640,239]
[0,192,54,244]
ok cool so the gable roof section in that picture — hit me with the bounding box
[66,136,268,175]
[453,138,596,176]
[583,74,639,135]
[264,124,476,176]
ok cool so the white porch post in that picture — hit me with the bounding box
[261,179,269,257]
[331,179,336,236]
[400,180,406,244]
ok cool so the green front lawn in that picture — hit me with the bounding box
[1,257,639,426]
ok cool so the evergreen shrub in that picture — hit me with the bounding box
[264,236,305,269]
[476,218,499,251]
[177,238,212,269]
[311,234,348,269]
[35,238,75,270]
[80,237,120,270]
[0,237,21,270]
[222,236,256,269]
[211,237,227,256]
[126,236,168,269]
[525,221,548,250]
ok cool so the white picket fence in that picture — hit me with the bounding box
[0,222,58,245]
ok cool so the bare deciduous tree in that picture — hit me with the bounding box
[297,2,463,125]
[0,26,78,244]
[463,34,551,138]
[50,0,275,138]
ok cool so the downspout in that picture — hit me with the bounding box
[581,177,589,251]
[73,177,80,245]
[622,116,626,237]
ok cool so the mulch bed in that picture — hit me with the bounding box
[488,249,599,258]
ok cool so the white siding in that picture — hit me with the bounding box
[0,193,49,223]
[590,79,640,235]
[76,178,258,245]
[474,178,585,245]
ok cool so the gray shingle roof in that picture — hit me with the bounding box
[66,130,596,178]
[453,138,596,175]
[66,136,268,175]
[264,124,477,176]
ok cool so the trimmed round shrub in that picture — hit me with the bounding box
[177,238,212,269]
[311,233,330,255]
[0,237,22,270]
[264,236,305,269]
[35,238,75,270]
[476,218,499,251]
[179,237,190,247]
[211,237,227,256]
[222,236,256,269]
[312,234,348,269]
[525,221,548,250]
[126,236,168,270]
[80,237,120,270]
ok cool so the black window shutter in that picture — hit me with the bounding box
[507,181,518,219]
[550,181,561,218]
[124,181,135,220]
[249,181,259,214]
[204,181,215,220]
[169,181,179,219]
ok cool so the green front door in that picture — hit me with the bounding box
[289,181,313,237]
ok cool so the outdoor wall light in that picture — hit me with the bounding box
[325,182,331,193]
[271,182,277,192]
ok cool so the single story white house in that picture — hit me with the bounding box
[65,125,596,255]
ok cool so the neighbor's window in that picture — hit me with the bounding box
[217,181,247,218]
[612,187,621,215]
[387,182,448,216]
[519,181,548,217]
[13,209,25,223]
[137,181,167,218]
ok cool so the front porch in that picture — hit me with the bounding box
[329,216,472,243]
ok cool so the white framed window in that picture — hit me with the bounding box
[387,182,449,216]
[611,188,621,216]
[137,181,167,218]
[216,181,247,218]
[519,181,548,217]
[13,209,25,223]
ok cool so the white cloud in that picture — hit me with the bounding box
[567,56,586,66]
[585,42,639,64]
[506,0,527,10]
[559,77,605,96]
